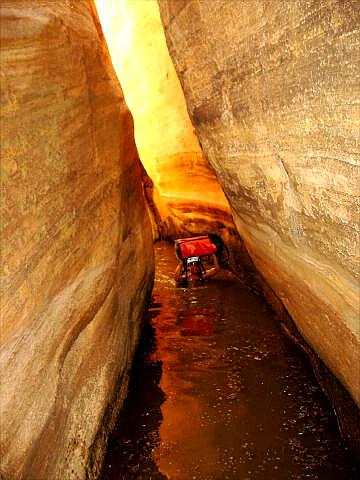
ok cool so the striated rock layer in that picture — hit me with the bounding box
[0,1,154,479]
[95,0,233,240]
[158,0,360,414]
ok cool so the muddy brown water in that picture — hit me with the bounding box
[100,242,360,480]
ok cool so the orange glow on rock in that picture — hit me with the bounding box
[95,0,232,237]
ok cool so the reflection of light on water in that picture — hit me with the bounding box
[156,273,174,286]
[153,375,221,480]
[179,307,217,336]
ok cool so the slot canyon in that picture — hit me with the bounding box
[0,1,359,479]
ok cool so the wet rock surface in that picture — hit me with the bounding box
[100,243,360,480]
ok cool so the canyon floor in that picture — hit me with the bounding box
[100,242,359,480]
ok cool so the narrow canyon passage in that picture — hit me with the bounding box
[100,243,359,480]
[1,2,359,479]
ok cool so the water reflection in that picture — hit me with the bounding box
[100,243,360,480]
[100,319,167,480]
[178,307,217,337]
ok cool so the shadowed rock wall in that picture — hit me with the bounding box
[158,0,360,408]
[0,1,154,479]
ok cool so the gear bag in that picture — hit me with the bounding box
[175,235,217,260]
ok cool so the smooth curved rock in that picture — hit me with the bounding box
[158,0,360,408]
[0,1,154,479]
[95,0,233,239]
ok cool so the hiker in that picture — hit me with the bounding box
[174,252,220,283]
[174,235,224,285]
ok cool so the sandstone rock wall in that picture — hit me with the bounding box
[95,0,234,239]
[158,0,360,406]
[0,1,154,479]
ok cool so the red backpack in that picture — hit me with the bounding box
[175,235,217,259]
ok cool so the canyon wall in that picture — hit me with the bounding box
[158,0,360,409]
[95,0,235,240]
[0,1,154,479]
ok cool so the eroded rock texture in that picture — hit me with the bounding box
[158,0,360,408]
[0,1,154,479]
[95,0,234,240]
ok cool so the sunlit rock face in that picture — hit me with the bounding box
[95,0,233,239]
[158,0,360,407]
[0,1,153,479]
